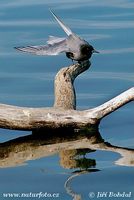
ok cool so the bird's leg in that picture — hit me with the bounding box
[78,61,83,64]
[78,60,90,68]
[78,60,83,67]
[71,59,74,65]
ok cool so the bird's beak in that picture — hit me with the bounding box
[92,49,99,53]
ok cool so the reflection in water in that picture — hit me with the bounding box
[59,149,96,170]
[64,167,99,200]
[0,129,134,168]
[0,129,134,199]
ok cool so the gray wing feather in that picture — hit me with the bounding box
[15,10,74,55]
[15,38,69,55]
[49,9,73,36]
[47,36,66,45]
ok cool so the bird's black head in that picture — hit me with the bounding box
[81,44,93,54]
[80,44,99,61]
[66,44,99,62]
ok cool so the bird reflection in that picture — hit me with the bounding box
[59,148,96,170]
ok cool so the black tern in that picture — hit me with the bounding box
[15,10,99,62]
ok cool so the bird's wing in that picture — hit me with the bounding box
[47,35,66,45]
[49,9,73,36]
[15,38,69,55]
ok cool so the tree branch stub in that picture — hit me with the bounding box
[54,60,91,109]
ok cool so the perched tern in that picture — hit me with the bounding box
[15,9,99,62]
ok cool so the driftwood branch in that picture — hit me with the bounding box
[54,60,91,109]
[0,60,133,131]
[85,87,134,119]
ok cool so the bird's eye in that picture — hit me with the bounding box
[81,46,90,54]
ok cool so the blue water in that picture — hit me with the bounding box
[0,0,134,199]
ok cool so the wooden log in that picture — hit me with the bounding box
[0,60,133,131]
[0,87,133,130]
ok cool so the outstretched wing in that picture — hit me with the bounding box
[15,37,69,55]
[47,35,66,45]
[49,9,73,36]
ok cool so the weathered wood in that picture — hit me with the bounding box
[85,87,134,119]
[54,60,91,109]
[0,87,133,130]
[0,105,97,130]
[0,60,133,131]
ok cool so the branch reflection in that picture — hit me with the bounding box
[0,129,133,169]
[0,129,133,200]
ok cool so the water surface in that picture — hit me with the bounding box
[0,0,134,199]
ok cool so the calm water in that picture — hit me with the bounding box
[0,0,134,199]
